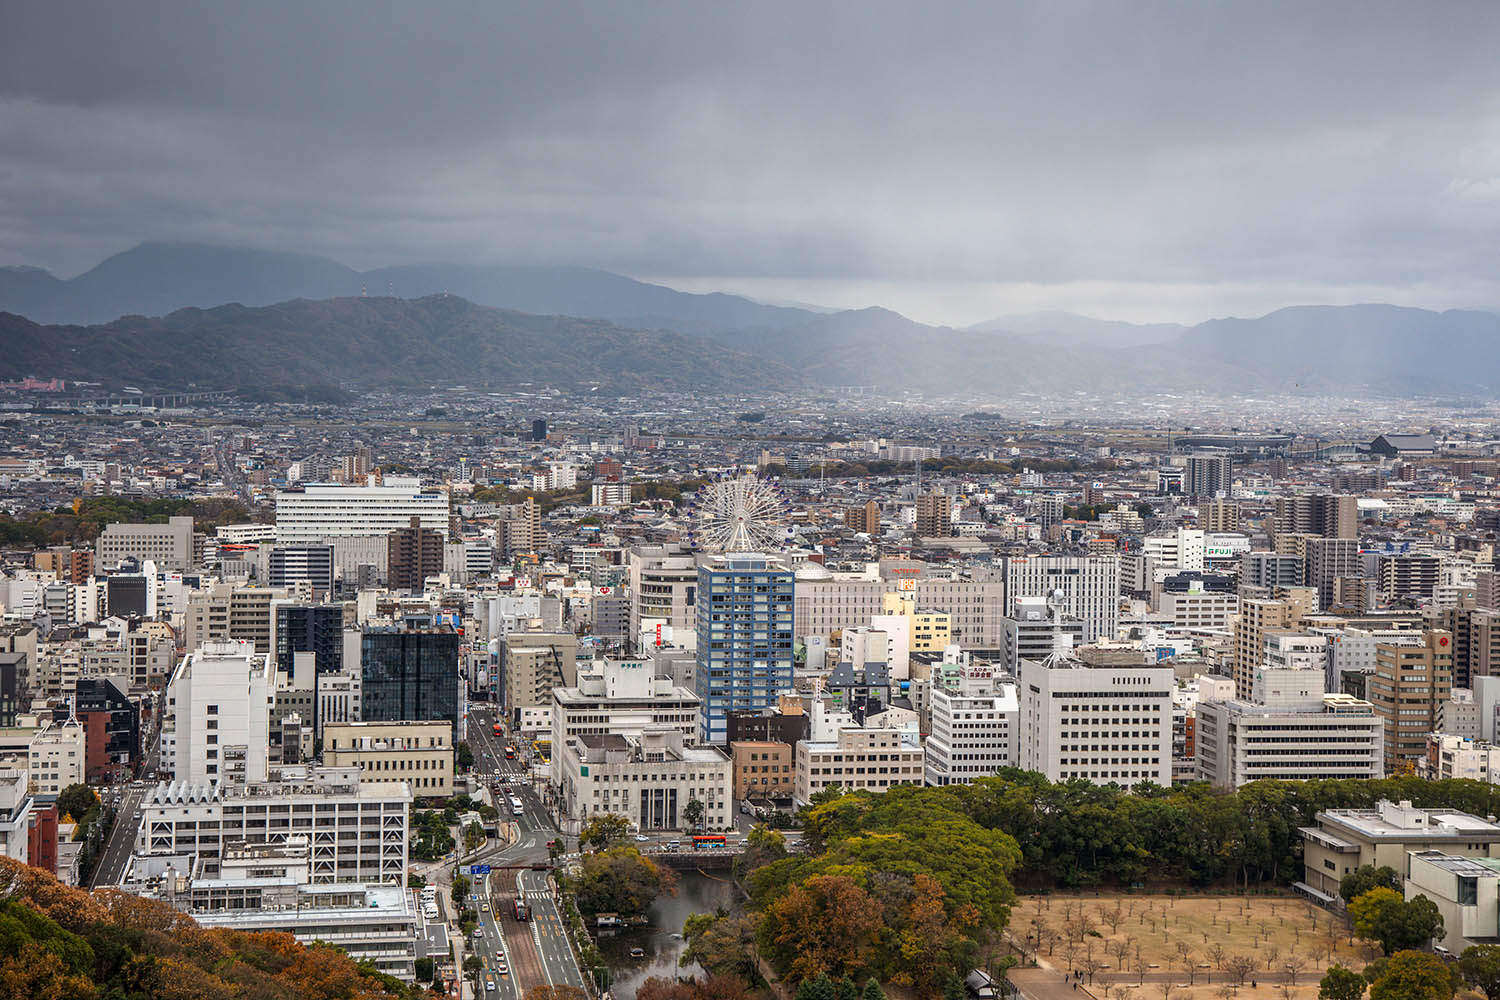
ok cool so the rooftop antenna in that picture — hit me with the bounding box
[1043,588,1074,667]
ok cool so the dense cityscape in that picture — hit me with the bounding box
[9,4,1500,1000]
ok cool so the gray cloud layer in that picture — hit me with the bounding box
[5,1,1500,321]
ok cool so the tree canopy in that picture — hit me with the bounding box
[1348,889,1444,956]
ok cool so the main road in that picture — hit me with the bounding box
[464,703,588,998]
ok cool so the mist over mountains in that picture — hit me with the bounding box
[5,243,1500,398]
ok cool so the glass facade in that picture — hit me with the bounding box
[360,628,461,734]
[695,555,795,743]
[276,604,346,676]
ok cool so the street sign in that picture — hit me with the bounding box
[472,864,491,875]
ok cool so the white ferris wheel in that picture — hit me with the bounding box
[687,474,790,552]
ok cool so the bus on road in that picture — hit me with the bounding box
[492,723,502,737]
[692,834,727,849]
[508,794,524,816]
[504,745,517,760]
[512,898,531,921]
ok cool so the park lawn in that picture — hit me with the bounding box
[1009,893,1359,985]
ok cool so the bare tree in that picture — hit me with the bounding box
[1225,955,1257,987]
[1282,956,1307,986]
[1264,946,1280,972]
[1060,936,1080,974]
[1081,956,1104,985]
[1160,983,1177,1000]
[1215,986,1236,1000]
[1176,942,1196,985]
[1107,937,1133,973]
[1102,903,1126,934]
[1206,943,1226,970]
[1133,940,1145,984]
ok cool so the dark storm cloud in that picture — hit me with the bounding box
[5,1,1500,319]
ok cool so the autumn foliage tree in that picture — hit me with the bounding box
[761,875,884,984]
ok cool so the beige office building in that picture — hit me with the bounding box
[1300,799,1500,900]
[1370,631,1453,773]
[793,727,923,806]
[322,721,455,797]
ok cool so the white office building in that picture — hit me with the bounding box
[549,658,700,788]
[1195,667,1383,787]
[1017,653,1174,785]
[794,727,925,805]
[1143,529,1206,572]
[28,719,84,796]
[162,640,273,785]
[274,483,450,543]
[1004,555,1120,642]
[924,664,1019,786]
[0,768,31,865]
[131,766,410,884]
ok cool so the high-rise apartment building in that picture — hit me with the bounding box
[386,516,444,591]
[1377,553,1442,604]
[1242,551,1302,590]
[266,545,334,594]
[274,483,449,544]
[1305,538,1362,609]
[1004,555,1120,642]
[531,418,548,442]
[1231,592,1316,698]
[843,501,880,535]
[1272,494,1358,540]
[1184,454,1232,498]
[914,492,953,537]
[1201,499,1240,532]
[162,640,272,785]
[1369,631,1453,773]
[360,627,461,733]
[694,553,794,744]
[184,583,287,653]
[500,632,578,718]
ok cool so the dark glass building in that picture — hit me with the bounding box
[360,626,461,732]
[276,603,346,676]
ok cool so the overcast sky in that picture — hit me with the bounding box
[5,1,1500,325]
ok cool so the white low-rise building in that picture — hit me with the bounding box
[28,719,84,796]
[550,658,700,788]
[556,728,730,833]
[0,768,31,865]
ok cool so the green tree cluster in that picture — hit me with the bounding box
[578,812,632,851]
[945,769,1500,888]
[568,846,676,918]
[1347,888,1444,956]
[746,784,1020,992]
[0,496,252,548]
[1340,865,1402,902]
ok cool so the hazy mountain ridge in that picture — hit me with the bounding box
[0,294,803,395]
[7,244,1500,398]
[0,242,822,331]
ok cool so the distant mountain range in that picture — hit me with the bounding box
[0,295,799,399]
[6,242,1500,398]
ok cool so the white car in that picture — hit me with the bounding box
[633,835,649,842]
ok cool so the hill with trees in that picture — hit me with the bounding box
[0,856,421,999]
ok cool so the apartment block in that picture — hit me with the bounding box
[322,720,454,797]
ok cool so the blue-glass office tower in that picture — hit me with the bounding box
[694,554,794,743]
[360,626,461,734]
